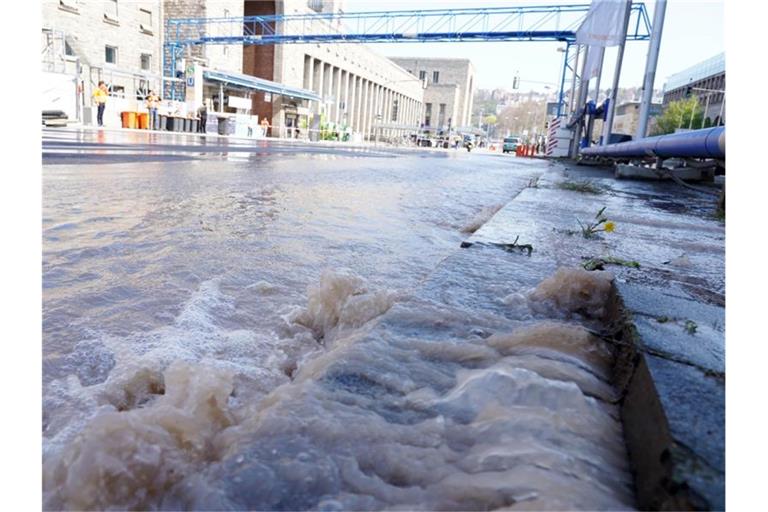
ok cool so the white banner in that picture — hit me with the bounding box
[576,0,630,47]
[583,45,606,80]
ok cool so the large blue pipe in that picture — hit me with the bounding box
[580,126,725,159]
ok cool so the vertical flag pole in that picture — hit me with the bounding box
[600,0,632,145]
[636,0,667,139]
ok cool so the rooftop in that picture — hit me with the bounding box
[664,52,725,92]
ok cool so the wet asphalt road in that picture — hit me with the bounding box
[42,127,443,164]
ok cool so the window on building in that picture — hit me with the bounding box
[224,9,230,17]
[392,99,399,122]
[105,45,117,65]
[64,41,75,56]
[424,103,432,126]
[307,0,322,13]
[140,8,152,26]
[140,53,151,71]
[59,0,78,13]
[105,0,118,22]
[139,8,152,33]
[438,103,446,127]
[433,71,440,84]
[419,70,426,81]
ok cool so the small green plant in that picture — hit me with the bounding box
[576,207,615,239]
[557,180,603,194]
[684,320,698,335]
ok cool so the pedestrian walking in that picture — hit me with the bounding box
[146,90,160,130]
[260,117,270,137]
[92,81,108,127]
[197,104,207,133]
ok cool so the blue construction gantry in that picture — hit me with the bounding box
[164,3,652,109]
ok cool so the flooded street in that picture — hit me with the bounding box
[42,130,633,510]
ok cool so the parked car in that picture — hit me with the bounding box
[502,136,522,154]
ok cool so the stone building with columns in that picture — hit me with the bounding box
[242,0,424,139]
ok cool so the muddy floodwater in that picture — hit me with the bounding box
[43,145,633,510]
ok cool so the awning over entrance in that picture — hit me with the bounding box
[203,69,320,102]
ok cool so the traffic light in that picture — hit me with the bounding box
[685,85,693,98]
[513,73,520,89]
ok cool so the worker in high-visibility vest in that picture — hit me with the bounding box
[92,81,108,127]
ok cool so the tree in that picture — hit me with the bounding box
[497,100,547,137]
[652,97,703,135]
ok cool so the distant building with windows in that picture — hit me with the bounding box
[662,52,725,125]
[389,57,476,131]
[41,0,425,138]
[42,0,164,125]
[612,101,663,136]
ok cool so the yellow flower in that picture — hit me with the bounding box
[603,221,616,233]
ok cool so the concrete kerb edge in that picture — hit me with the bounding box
[609,293,722,511]
[463,167,723,511]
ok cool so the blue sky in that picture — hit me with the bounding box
[344,0,725,92]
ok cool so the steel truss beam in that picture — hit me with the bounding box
[163,4,651,101]
[165,4,650,47]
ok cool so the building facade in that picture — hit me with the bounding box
[663,52,725,125]
[612,101,662,136]
[241,0,424,139]
[42,0,163,124]
[42,0,427,137]
[162,0,244,78]
[388,57,476,130]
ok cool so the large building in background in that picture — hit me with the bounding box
[388,58,476,131]
[241,0,424,139]
[663,52,725,125]
[42,0,163,125]
[41,0,428,138]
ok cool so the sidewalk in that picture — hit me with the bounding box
[463,160,724,509]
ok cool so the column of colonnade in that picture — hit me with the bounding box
[361,80,370,139]
[333,66,342,124]
[356,76,364,133]
[368,82,377,139]
[305,56,314,95]
[328,65,335,122]
[369,81,377,139]
[406,97,411,126]
[362,79,371,139]
[348,75,357,131]
[342,70,349,128]
[313,59,323,116]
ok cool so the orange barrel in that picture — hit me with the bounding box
[138,112,149,129]
[121,111,137,129]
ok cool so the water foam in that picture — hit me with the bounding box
[44,267,633,510]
